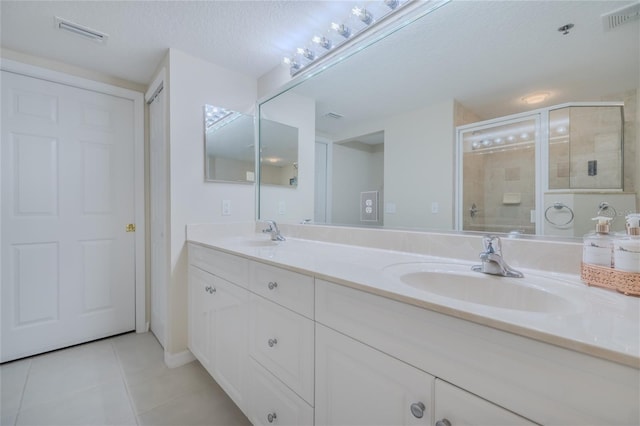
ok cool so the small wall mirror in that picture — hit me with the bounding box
[204,104,255,183]
[260,119,299,187]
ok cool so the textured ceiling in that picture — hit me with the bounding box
[2,0,638,125]
[0,0,352,85]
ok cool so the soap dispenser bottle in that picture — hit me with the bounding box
[613,214,640,273]
[583,216,614,267]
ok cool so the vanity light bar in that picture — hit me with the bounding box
[284,0,414,76]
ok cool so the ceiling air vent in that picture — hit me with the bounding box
[602,2,640,31]
[55,17,109,43]
[324,112,344,120]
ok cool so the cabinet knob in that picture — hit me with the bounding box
[268,281,278,290]
[267,412,277,423]
[268,338,278,347]
[204,286,216,294]
[436,419,452,426]
[410,402,425,419]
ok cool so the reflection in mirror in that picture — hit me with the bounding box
[260,119,299,187]
[258,0,639,239]
[204,105,255,183]
[259,91,311,221]
[457,102,629,237]
[330,132,384,226]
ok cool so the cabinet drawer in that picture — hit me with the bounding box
[247,357,314,426]
[316,324,433,426]
[250,261,314,318]
[435,380,537,425]
[188,243,249,288]
[249,293,314,404]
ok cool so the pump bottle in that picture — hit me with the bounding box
[583,216,614,267]
[613,214,640,273]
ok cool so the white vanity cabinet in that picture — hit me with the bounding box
[188,243,315,425]
[187,242,639,426]
[187,264,249,412]
[315,278,639,425]
[315,323,434,426]
[247,260,315,424]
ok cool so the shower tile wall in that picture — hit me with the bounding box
[463,147,535,234]
[603,89,637,194]
[549,90,636,192]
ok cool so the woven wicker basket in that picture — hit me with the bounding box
[581,263,640,296]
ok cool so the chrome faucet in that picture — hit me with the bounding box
[471,235,524,278]
[261,220,285,241]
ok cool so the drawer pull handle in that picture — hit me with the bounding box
[435,419,451,426]
[268,338,278,347]
[267,412,277,423]
[204,286,216,294]
[268,281,278,290]
[410,402,425,419]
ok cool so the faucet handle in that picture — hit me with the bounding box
[482,235,502,255]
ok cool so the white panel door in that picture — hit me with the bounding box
[1,71,136,362]
[149,87,167,348]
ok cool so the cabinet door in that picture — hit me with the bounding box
[209,274,249,412]
[187,265,215,369]
[316,324,433,426]
[435,380,537,426]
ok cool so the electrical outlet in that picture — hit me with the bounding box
[431,202,439,214]
[360,191,379,222]
[278,201,286,215]
[222,199,231,216]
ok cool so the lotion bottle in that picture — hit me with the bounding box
[613,214,640,273]
[583,216,614,267]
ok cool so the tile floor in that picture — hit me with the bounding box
[0,332,251,426]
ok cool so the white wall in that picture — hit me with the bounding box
[331,100,456,230]
[1,48,145,93]
[332,144,384,226]
[165,49,256,355]
[259,91,315,222]
[384,100,455,229]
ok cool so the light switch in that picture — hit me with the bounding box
[431,202,439,214]
[222,200,231,216]
[278,201,286,215]
[385,202,396,214]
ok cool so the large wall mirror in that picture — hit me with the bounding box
[258,0,639,239]
[204,104,255,183]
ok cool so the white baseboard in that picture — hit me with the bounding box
[164,349,195,368]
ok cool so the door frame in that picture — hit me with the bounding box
[1,58,147,333]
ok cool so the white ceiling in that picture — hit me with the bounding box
[0,0,354,85]
[2,0,638,128]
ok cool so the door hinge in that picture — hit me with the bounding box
[126,223,136,232]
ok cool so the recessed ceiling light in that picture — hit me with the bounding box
[521,92,550,105]
[55,17,108,43]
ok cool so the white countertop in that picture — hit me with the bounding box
[187,233,640,368]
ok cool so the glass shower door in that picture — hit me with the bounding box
[459,115,539,235]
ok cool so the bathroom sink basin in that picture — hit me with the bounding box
[384,263,575,313]
[230,237,280,247]
[244,239,279,247]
